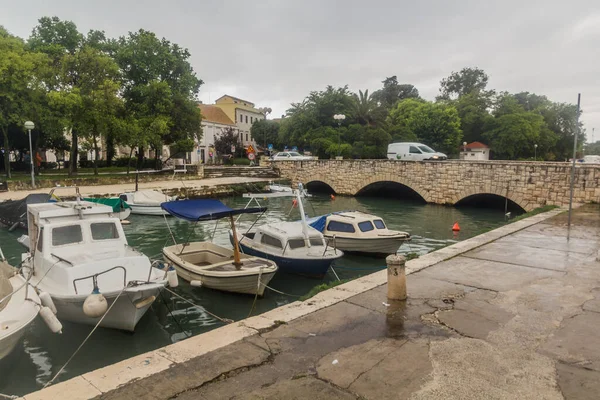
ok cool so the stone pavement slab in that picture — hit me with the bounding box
[417,256,565,291]
[557,362,600,400]
[497,230,599,254]
[237,377,356,400]
[464,241,591,271]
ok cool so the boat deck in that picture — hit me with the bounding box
[206,259,269,272]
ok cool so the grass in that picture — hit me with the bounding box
[300,279,351,301]
[510,205,559,222]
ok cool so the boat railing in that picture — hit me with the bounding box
[322,235,338,256]
[51,253,74,266]
[72,266,127,295]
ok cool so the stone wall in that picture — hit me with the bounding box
[271,160,600,211]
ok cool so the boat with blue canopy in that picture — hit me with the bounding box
[161,199,278,296]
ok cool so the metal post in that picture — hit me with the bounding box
[567,93,581,238]
[28,129,35,188]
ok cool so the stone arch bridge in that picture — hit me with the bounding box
[271,160,600,212]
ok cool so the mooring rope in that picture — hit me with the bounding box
[162,286,234,324]
[43,285,129,388]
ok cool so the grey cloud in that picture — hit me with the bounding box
[1,0,598,135]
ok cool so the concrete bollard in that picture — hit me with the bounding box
[386,254,407,300]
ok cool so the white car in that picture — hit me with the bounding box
[387,142,447,161]
[270,151,312,161]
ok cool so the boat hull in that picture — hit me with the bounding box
[325,235,407,256]
[129,204,169,216]
[238,242,335,278]
[0,275,40,360]
[51,284,163,332]
[163,245,277,296]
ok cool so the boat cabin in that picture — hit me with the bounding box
[243,222,326,253]
[26,201,148,294]
[318,211,396,237]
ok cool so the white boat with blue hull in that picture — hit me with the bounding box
[231,185,343,278]
[22,200,169,331]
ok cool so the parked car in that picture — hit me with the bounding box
[270,151,312,161]
[582,155,600,164]
[387,142,447,161]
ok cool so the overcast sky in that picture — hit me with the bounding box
[1,0,599,140]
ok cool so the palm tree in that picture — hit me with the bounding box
[351,90,381,126]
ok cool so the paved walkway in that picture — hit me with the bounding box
[24,206,600,399]
[0,176,270,201]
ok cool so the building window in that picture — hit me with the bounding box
[246,133,248,142]
[245,115,248,123]
[250,116,253,123]
[240,114,243,123]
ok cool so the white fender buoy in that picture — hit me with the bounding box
[39,291,57,314]
[40,306,63,334]
[83,290,108,318]
[190,280,203,287]
[167,268,179,288]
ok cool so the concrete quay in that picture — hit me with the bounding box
[23,205,600,400]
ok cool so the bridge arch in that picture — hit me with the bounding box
[354,176,430,203]
[454,189,528,213]
[305,176,338,194]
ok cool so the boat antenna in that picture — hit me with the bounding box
[0,245,5,262]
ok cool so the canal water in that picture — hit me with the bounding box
[0,195,513,396]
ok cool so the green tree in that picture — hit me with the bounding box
[29,16,85,175]
[214,127,241,158]
[454,92,494,144]
[483,112,557,160]
[438,67,493,100]
[388,99,463,155]
[251,119,280,149]
[0,26,47,177]
[371,76,420,109]
[350,89,385,126]
[113,29,202,168]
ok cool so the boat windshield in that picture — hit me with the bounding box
[373,219,386,229]
[418,145,435,153]
[52,225,83,246]
[358,221,375,232]
[288,238,306,249]
[309,237,324,246]
[91,222,120,240]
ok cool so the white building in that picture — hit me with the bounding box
[460,142,490,161]
[195,104,236,163]
[213,95,265,148]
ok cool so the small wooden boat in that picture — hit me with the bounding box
[161,199,278,296]
[119,190,174,216]
[307,211,410,256]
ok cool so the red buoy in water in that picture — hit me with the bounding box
[330,194,336,200]
[452,222,460,232]
[292,199,298,208]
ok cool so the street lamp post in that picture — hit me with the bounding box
[462,141,467,159]
[333,114,346,158]
[534,144,538,161]
[258,107,272,154]
[24,121,35,188]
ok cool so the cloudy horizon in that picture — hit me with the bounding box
[1,0,598,140]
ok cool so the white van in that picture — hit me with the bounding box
[387,142,447,161]
[583,155,600,164]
